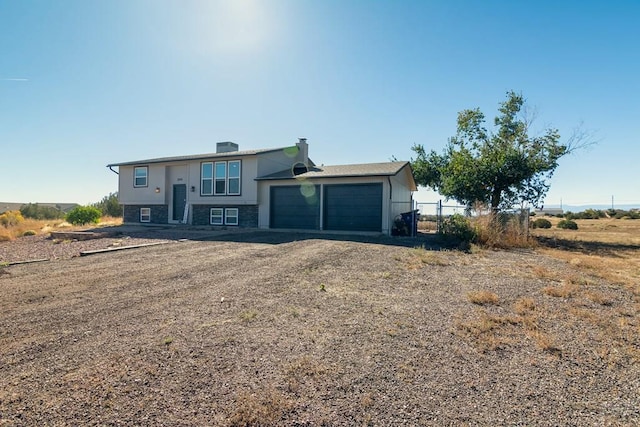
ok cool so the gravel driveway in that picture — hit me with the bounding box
[1,230,638,426]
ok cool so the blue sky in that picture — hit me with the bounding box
[1,0,638,208]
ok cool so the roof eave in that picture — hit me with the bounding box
[106,146,291,168]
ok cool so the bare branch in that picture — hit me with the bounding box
[565,121,599,154]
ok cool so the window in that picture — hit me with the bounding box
[201,160,241,196]
[228,160,241,195]
[140,208,151,222]
[225,208,239,226]
[210,208,224,225]
[134,166,148,187]
[210,207,239,226]
[201,163,213,195]
[214,162,226,195]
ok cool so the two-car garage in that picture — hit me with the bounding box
[270,183,383,232]
[259,161,416,235]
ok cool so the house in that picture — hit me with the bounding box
[106,139,417,235]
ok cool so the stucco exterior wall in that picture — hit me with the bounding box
[187,156,259,205]
[118,164,167,205]
[116,156,263,225]
[256,147,307,177]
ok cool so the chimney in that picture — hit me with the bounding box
[216,141,239,153]
[296,137,309,166]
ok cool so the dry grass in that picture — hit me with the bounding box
[531,218,640,363]
[585,290,614,306]
[0,216,122,241]
[456,217,640,360]
[2,228,639,424]
[533,218,640,293]
[473,213,533,249]
[402,246,450,269]
[228,387,293,427]
[467,290,500,305]
[542,283,578,298]
[0,218,64,241]
[533,217,640,246]
[513,297,536,315]
[417,220,437,232]
[455,310,519,352]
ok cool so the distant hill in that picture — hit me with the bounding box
[0,202,79,214]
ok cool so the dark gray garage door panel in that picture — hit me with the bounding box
[270,185,320,229]
[324,183,383,232]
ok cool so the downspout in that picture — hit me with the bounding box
[108,165,119,175]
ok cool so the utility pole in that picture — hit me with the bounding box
[611,195,614,210]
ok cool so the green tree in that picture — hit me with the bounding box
[411,91,591,212]
[93,192,123,217]
[19,203,65,220]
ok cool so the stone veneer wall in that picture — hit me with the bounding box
[191,204,258,228]
[123,205,169,224]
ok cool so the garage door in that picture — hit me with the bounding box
[324,183,383,232]
[270,185,320,229]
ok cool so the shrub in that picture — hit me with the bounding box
[532,218,552,229]
[66,206,102,225]
[22,230,37,236]
[19,203,65,220]
[0,210,24,227]
[473,212,531,249]
[557,219,578,230]
[439,214,476,243]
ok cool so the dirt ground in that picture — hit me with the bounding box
[0,230,638,426]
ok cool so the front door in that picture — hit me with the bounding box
[172,184,187,222]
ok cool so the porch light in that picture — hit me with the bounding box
[155,187,161,193]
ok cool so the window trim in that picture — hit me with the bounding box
[210,208,224,225]
[225,208,239,226]
[134,166,148,188]
[201,162,213,196]
[210,207,239,226]
[140,207,151,223]
[227,160,241,196]
[201,160,241,196]
[214,161,227,196]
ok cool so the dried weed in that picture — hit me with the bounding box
[467,291,500,306]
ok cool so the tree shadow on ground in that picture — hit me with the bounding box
[535,236,640,258]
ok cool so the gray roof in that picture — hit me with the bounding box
[106,147,288,167]
[257,161,414,181]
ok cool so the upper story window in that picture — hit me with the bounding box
[201,160,241,196]
[134,166,148,187]
[201,163,213,195]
